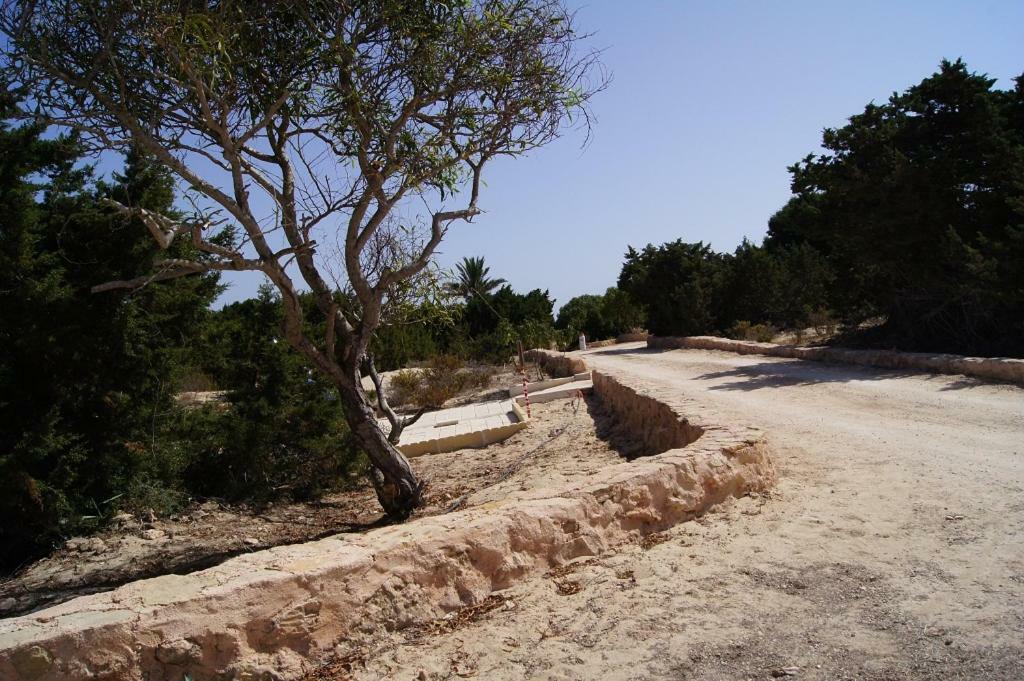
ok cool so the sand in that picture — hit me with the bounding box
[332,345,1024,680]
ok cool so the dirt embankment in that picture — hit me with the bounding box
[0,361,774,681]
[0,398,611,619]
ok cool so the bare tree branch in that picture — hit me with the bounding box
[2,0,606,519]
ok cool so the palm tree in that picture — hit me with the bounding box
[449,256,506,300]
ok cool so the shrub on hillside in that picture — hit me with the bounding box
[727,321,777,343]
[387,370,425,408]
[386,355,494,410]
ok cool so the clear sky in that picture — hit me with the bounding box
[424,0,1024,313]
[127,1,1024,310]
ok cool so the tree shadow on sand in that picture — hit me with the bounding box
[691,359,1002,392]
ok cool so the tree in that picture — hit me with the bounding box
[182,285,363,503]
[556,287,643,339]
[771,60,1024,353]
[618,241,728,336]
[2,0,604,517]
[448,255,506,300]
[556,293,604,337]
[719,240,833,329]
[0,100,223,566]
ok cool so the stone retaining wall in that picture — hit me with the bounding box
[649,335,1024,385]
[0,356,774,681]
[592,372,704,455]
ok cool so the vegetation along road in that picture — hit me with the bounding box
[353,344,1024,680]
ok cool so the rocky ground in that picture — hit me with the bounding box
[7,345,1022,680]
[0,387,622,619]
[306,345,1023,680]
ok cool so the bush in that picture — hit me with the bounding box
[804,307,838,338]
[555,287,644,340]
[177,389,364,503]
[411,354,467,408]
[728,320,777,343]
[462,365,496,392]
[618,241,728,337]
[386,355,494,410]
[387,369,425,408]
[182,287,366,502]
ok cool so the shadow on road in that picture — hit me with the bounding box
[692,360,989,392]
[585,346,663,357]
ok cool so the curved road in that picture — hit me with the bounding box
[359,345,1024,680]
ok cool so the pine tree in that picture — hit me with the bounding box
[0,123,224,568]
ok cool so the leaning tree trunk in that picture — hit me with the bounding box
[334,360,423,519]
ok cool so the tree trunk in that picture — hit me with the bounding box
[334,361,423,519]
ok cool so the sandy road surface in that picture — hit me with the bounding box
[344,345,1024,680]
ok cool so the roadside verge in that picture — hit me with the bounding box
[0,352,774,681]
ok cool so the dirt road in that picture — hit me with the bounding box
[349,345,1024,680]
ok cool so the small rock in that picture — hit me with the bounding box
[771,667,800,677]
[64,537,89,552]
[85,537,107,553]
[243,537,260,547]
[141,529,166,541]
[111,511,134,525]
[11,645,53,679]
[154,638,201,665]
[0,597,18,612]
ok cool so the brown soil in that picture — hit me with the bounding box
[0,395,622,619]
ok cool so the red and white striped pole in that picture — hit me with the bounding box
[522,374,531,419]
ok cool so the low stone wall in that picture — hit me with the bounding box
[649,335,1024,385]
[507,373,590,399]
[0,360,774,681]
[592,372,704,455]
[524,349,587,377]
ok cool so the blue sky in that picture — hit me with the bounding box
[84,1,1023,310]
[427,0,1024,312]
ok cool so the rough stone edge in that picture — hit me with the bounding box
[648,335,1024,385]
[0,355,775,681]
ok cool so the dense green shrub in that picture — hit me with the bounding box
[770,60,1024,355]
[617,241,730,336]
[182,286,365,501]
[555,287,645,340]
[0,118,224,567]
[0,110,363,570]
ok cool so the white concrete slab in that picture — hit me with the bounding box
[381,398,522,449]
